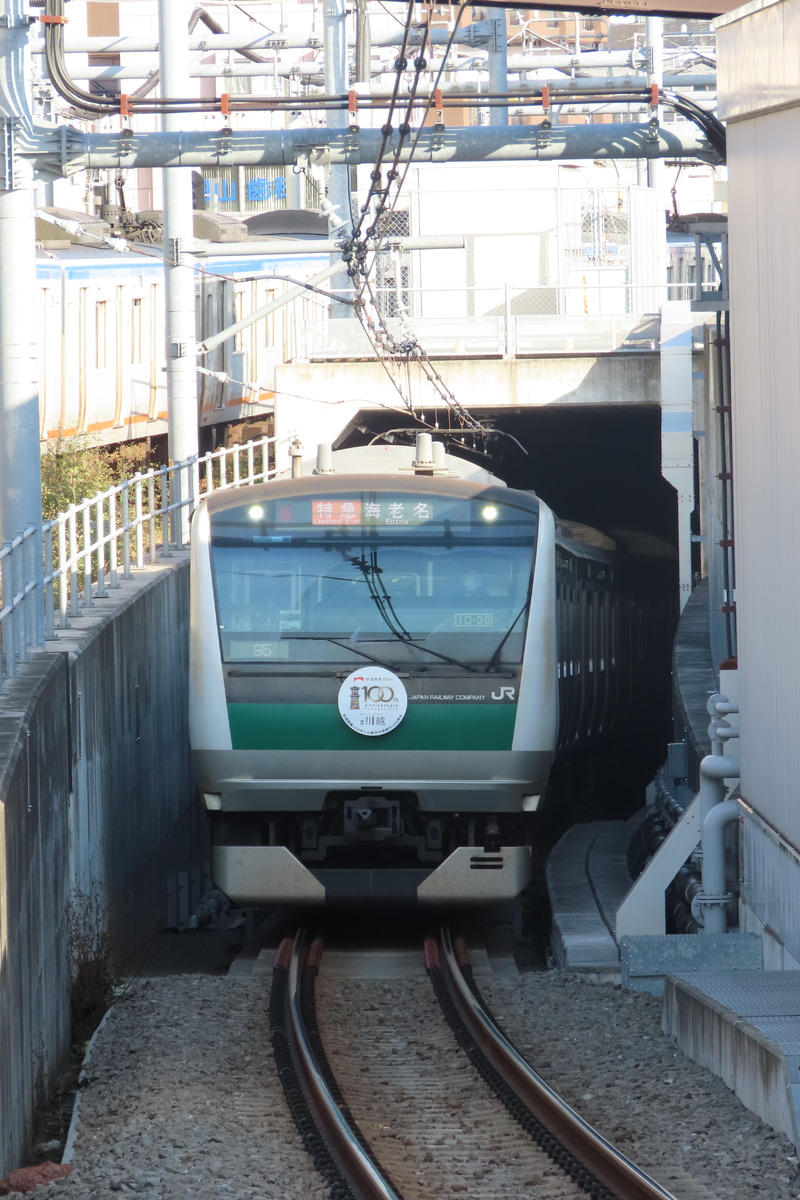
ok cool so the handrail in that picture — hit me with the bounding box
[0,433,286,692]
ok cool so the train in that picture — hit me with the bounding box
[35,207,329,448]
[666,224,725,303]
[189,435,675,907]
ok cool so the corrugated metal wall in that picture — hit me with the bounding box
[717,0,800,927]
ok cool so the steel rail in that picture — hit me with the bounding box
[286,929,404,1200]
[437,926,680,1200]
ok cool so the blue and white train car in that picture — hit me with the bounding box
[35,239,328,448]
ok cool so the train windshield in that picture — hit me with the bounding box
[209,489,538,669]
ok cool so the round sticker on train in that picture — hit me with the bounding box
[338,668,408,737]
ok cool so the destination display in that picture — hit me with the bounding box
[312,499,434,527]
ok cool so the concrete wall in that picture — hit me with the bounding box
[273,353,661,469]
[0,654,71,1179]
[715,0,800,956]
[0,554,201,1178]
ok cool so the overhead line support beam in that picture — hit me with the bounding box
[38,122,719,176]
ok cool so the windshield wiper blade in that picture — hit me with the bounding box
[281,634,398,670]
[353,635,478,673]
[284,632,477,673]
[483,603,527,673]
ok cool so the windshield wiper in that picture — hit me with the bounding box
[349,553,479,672]
[284,632,478,674]
[484,603,527,673]
[354,635,479,673]
[280,634,400,670]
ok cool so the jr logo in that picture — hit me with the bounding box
[491,686,516,701]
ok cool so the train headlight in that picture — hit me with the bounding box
[247,504,265,521]
[203,792,223,811]
[481,504,499,522]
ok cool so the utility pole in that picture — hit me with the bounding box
[355,0,372,88]
[324,0,352,319]
[646,16,667,303]
[158,0,199,534]
[0,0,44,649]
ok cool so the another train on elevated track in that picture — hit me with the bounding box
[35,211,328,448]
[189,436,675,907]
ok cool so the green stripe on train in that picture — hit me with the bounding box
[227,703,516,751]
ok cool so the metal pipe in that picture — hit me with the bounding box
[62,122,717,173]
[190,234,466,256]
[354,0,371,85]
[698,798,740,933]
[59,64,719,91]
[29,36,649,63]
[707,691,738,756]
[197,259,344,354]
[488,12,508,126]
[697,754,740,825]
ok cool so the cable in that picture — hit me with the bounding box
[663,89,726,160]
[42,0,269,117]
[339,4,493,441]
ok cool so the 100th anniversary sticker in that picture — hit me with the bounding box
[337,667,408,737]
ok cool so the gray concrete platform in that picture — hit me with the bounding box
[546,819,633,978]
[663,970,800,1146]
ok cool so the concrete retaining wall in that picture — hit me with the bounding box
[0,553,202,1178]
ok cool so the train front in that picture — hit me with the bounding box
[190,450,558,906]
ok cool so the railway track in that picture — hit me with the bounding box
[269,928,689,1200]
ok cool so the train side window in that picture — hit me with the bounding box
[131,298,143,364]
[95,300,108,370]
[262,297,276,346]
[234,290,245,353]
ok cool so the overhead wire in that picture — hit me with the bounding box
[339,3,495,444]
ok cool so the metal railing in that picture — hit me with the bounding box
[0,434,283,693]
[301,285,663,360]
[0,526,42,686]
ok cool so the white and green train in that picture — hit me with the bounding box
[189,436,673,906]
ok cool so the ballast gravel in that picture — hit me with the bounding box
[11,963,800,1200]
[481,973,800,1200]
[26,974,327,1200]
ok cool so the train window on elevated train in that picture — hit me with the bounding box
[263,305,276,346]
[234,291,245,352]
[95,301,108,370]
[131,298,143,364]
